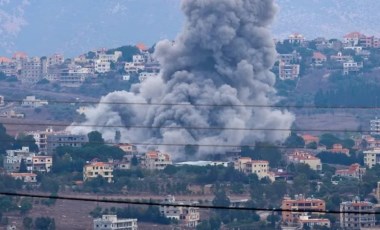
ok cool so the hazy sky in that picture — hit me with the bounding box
[0,0,379,57]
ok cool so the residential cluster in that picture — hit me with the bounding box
[0,43,158,87]
[276,32,380,80]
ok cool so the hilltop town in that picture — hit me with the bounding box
[1,32,380,229]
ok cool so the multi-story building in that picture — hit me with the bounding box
[282,195,326,223]
[46,133,88,154]
[370,117,380,135]
[343,32,362,46]
[298,215,331,229]
[10,173,37,183]
[287,33,305,44]
[27,127,55,154]
[287,151,322,171]
[53,63,94,86]
[335,163,366,180]
[21,96,48,108]
[340,198,375,230]
[98,51,122,63]
[141,151,172,170]
[159,195,200,228]
[234,157,269,179]
[364,148,380,168]
[118,144,138,161]
[3,147,34,173]
[83,161,114,183]
[279,62,300,80]
[32,156,53,173]
[343,60,363,75]
[95,59,111,73]
[20,57,42,84]
[0,57,17,77]
[47,54,64,67]
[278,51,301,65]
[93,215,137,230]
[327,143,350,156]
[330,52,353,63]
[138,72,158,82]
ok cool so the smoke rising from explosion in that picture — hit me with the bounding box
[68,0,295,159]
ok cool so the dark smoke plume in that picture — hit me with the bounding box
[69,0,295,159]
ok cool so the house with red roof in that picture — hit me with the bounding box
[343,32,362,46]
[83,160,114,183]
[141,150,172,170]
[335,163,366,180]
[312,52,327,67]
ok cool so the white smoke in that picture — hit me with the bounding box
[68,0,295,159]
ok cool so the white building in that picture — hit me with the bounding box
[124,62,144,74]
[370,117,380,135]
[175,161,229,167]
[98,51,122,63]
[27,127,55,154]
[340,198,375,230]
[32,156,53,173]
[47,54,64,66]
[287,151,322,171]
[20,57,42,84]
[364,148,380,168]
[138,72,158,82]
[159,195,200,228]
[93,215,137,230]
[141,151,172,170]
[83,161,114,183]
[132,55,145,64]
[279,62,300,80]
[234,157,270,179]
[95,60,111,73]
[10,173,37,183]
[3,147,34,173]
[21,96,48,108]
[343,60,363,75]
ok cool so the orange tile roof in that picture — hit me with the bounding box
[344,32,362,38]
[302,134,319,142]
[88,162,112,167]
[12,51,27,59]
[0,57,11,63]
[136,43,148,51]
[10,173,37,177]
[313,52,327,59]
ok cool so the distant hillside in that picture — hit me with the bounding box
[274,0,380,39]
[1,0,380,56]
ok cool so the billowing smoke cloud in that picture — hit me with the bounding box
[68,0,295,159]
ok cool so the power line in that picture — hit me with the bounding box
[5,98,380,109]
[0,191,377,215]
[0,121,371,133]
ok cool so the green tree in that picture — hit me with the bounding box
[13,134,39,153]
[19,159,28,173]
[23,217,33,230]
[87,131,105,145]
[34,217,55,230]
[131,155,139,166]
[306,142,317,149]
[40,176,59,193]
[19,198,33,215]
[0,123,14,154]
[284,132,305,148]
